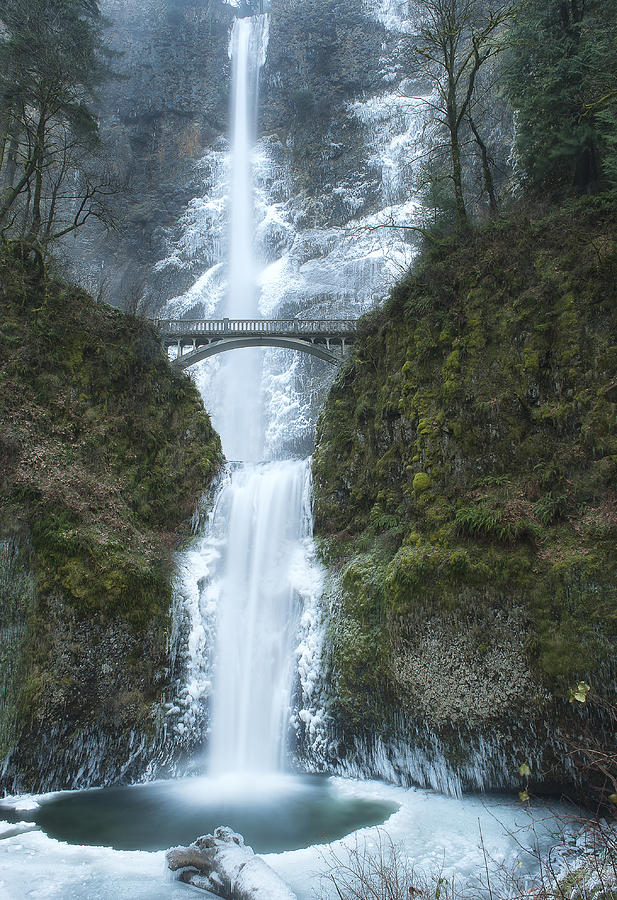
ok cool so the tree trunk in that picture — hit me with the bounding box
[468,114,498,214]
[26,114,47,243]
[448,102,468,228]
[0,108,9,175]
[0,155,36,228]
[44,181,60,241]
[2,127,21,191]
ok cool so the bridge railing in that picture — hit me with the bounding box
[155,318,358,336]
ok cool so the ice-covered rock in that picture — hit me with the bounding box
[12,798,39,813]
[166,826,297,899]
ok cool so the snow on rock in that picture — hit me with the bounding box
[166,826,297,899]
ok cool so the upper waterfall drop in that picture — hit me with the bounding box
[227,14,269,322]
[216,13,270,463]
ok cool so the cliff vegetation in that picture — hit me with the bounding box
[0,245,222,789]
[312,194,617,788]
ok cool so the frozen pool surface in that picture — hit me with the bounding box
[0,776,571,900]
[0,773,396,854]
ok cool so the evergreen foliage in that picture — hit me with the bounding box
[0,0,113,244]
[505,0,617,194]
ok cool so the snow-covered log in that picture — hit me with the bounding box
[166,826,297,900]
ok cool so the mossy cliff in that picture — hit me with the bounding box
[0,247,222,792]
[311,196,617,792]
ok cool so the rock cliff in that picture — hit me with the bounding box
[307,196,617,794]
[67,0,235,304]
[0,246,222,792]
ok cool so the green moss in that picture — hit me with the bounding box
[412,472,431,493]
[0,540,35,756]
[0,246,223,733]
[313,195,617,730]
[324,552,392,728]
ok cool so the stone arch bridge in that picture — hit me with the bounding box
[155,318,358,370]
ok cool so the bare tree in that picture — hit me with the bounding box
[409,0,513,227]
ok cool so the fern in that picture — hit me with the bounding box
[533,492,568,526]
[455,503,540,543]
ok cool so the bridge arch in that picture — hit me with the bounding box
[171,335,344,370]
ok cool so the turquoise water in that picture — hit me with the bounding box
[0,773,397,853]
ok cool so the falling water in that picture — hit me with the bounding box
[228,17,264,314]
[208,460,315,774]
[202,15,314,776]
[217,15,269,462]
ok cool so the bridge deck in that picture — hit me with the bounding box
[156,317,358,342]
[154,318,357,368]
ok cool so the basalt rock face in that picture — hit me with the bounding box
[260,0,393,227]
[67,0,235,305]
[307,196,617,795]
[0,249,222,792]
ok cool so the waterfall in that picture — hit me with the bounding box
[217,15,269,463]
[175,14,320,777]
[208,460,315,774]
[165,7,425,778]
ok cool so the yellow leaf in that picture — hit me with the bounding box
[609,794,617,804]
[519,790,530,802]
[569,681,591,704]
[519,763,531,777]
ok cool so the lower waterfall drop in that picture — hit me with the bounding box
[206,459,316,775]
